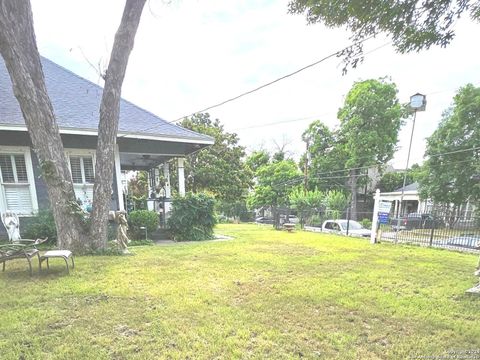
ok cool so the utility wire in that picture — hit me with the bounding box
[119,35,379,138]
[270,157,478,190]
[171,35,378,122]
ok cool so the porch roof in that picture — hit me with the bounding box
[380,183,420,202]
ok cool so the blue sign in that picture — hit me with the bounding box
[378,212,389,225]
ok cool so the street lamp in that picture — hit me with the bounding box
[395,93,426,242]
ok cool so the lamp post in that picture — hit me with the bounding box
[395,93,426,243]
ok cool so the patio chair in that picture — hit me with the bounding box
[0,238,48,276]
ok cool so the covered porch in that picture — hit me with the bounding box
[379,182,431,217]
[115,134,212,223]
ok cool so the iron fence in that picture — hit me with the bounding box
[377,209,480,253]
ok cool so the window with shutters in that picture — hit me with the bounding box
[67,151,95,206]
[0,149,37,215]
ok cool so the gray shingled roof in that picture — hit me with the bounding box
[394,182,419,192]
[0,57,213,143]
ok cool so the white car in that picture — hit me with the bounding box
[321,219,371,238]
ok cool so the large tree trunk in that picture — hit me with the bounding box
[0,0,89,252]
[90,0,146,249]
[349,169,358,220]
[0,0,146,252]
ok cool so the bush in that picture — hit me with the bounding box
[23,210,57,245]
[128,210,159,240]
[306,214,324,227]
[360,218,373,229]
[168,193,217,241]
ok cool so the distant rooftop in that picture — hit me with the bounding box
[394,182,419,193]
[0,56,213,144]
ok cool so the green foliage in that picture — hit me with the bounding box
[167,193,217,241]
[288,0,479,67]
[127,171,148,210]
[325,190,349,219]
[302,79,405,219]
[128,210,159,240]
[289,187,325,227]
[419,84,480,207]
[248,160,302,210]
[301,120,345,192]
[23,209,57,244]
[307,214,323,227]
[245,150,270,174]
[129,239,155,247]
[360,218,372,230]
[377,169,419,193]
[338,78,405,169]
[176,113,252,203]
[216,200,253,222]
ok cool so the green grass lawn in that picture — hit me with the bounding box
[1,224,480,359]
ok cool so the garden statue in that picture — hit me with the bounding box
[1,211,21,243]
[115,211,131,254]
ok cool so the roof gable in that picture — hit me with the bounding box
[0,56,213,143]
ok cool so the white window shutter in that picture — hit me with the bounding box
[4,185,33,214]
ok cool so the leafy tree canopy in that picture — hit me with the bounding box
[377,165,422,193]
[247,159,301,210]
[289,0,480,58]
[245,150,270,174]
[178,113,252,203]
[301,79,405,219]
[337,78,405,168]
[301,120,345,191]
[418,84,480,206]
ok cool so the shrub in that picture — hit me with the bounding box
[23,209,57,245]
[306,214,324,227]
[360,218,373,229]
[168,193,217,241]
[128,210,159,240]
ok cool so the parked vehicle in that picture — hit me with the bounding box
[391,213,442,231]
[255,217,274,224]
[390,217,406,231]
[280,215,299,224]
[446,234,480,249]
[321,220,371,238]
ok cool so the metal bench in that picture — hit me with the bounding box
[40,250,74,274]
[0,243,40,276]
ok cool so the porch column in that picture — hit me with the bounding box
[114,144,125,211]
[393,200,398,217]
[163,162,172,215]
[163,162,171,198]
[177,157,186,197]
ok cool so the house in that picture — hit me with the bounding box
[379,182,430,217]
[0,56,214,236]
[379,182,476,222]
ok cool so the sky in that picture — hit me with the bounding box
[30,0,479,169]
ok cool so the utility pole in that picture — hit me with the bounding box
[304,140,310,191]
[395,93,426,243]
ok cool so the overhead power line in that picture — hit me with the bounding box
[123,35,380,137]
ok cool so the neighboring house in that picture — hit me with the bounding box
[0,56,213,236]
[380,182,476,220]
[379,182,429,217]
